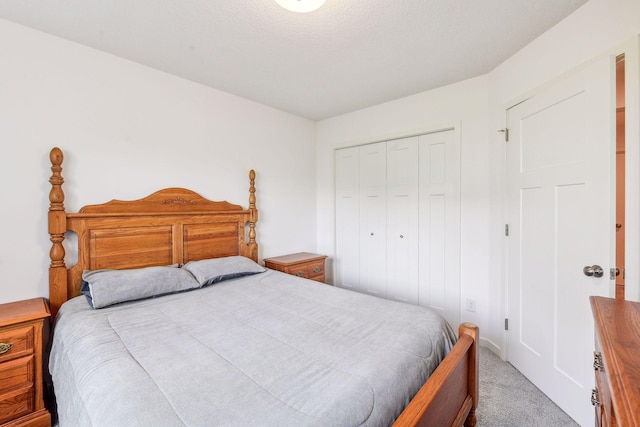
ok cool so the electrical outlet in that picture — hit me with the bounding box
[465,298,476,313]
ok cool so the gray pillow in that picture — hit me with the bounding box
[81,266,200,309]
[182,256,266,287]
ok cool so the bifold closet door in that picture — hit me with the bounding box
[358,142,387,296]
[418,130,460,328]
[335,130,460,327]
[335,146,360,291]
[387,137,419,304]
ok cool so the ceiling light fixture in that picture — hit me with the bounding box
[274,0,326,13]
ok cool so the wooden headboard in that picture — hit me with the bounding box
[47,147,258,318]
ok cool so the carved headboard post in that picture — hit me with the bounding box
[48,147,67,318]
[248,169,259,262]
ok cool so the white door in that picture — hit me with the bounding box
[387,136,419,304]
[359,142,387,296]
[507,56,615,426]
[418,130,461,328]
[335,146,360,291]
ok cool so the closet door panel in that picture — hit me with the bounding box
[335,147,360,290]
[359,142,387,296]
[418,130,460,328]
[426,194,447,308]
[387,137,419,304]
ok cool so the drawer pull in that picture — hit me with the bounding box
[593,351,604,371]
[313,267,321,273]
[296,271,304,277]
[0,342,13,354]
[591,388,600,407]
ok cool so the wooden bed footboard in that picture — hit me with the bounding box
[393,322,479,427]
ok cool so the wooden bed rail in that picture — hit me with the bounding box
[393,322,479,427]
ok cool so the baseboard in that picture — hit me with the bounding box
[479,337,504,359]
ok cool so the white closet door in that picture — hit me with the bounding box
[335,147,360,291]
[419,130,460,328]
[387,137,419,303]
[359,142,387,296]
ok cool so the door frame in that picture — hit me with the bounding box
[500,36,640,359]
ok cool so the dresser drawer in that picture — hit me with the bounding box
[0,324,35,364]
[281,261,325,282]
[594,366,612,426]
[0,385,34,425]
[0,355,34,395]
[307,260,325,281]
[282,263,309,278]
[0,356,35,424]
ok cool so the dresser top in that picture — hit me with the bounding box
[263,252,327,265]
[590,296,640,426]
[0,297,50,327]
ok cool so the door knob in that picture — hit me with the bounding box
[583,265,604,278]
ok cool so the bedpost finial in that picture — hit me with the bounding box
[49,147,65,210]
[248,169,256,207]
[50,147,64,166]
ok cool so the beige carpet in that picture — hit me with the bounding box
[476,346,580,426]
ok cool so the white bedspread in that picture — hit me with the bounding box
[50,270,456,427]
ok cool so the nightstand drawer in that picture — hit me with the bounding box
[0,356,35,425]
[0,324,35,364]
[307,260,325,281]
[0,385,34,425]
[283,263,309,278]
[0,356,34,394]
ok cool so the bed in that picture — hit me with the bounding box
[46,147,479,427]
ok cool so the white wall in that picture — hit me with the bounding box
[0,19,317,305]
[317,0,640,353]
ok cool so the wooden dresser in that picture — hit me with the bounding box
[590,296,640,427]
[0,298,51,427]
[264,252,328,283]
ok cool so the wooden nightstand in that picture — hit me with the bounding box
[264,252,328,283]
[0,298,51,427]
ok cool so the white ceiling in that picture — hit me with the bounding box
[0,0,588,120]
